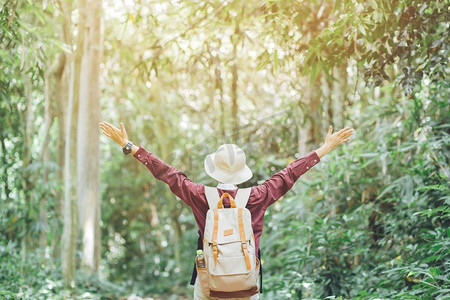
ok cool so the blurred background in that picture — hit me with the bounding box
[0,0,448,299]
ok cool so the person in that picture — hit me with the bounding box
[99,121,354,299]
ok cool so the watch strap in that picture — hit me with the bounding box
[122,141,133,155]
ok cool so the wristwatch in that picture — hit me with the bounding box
[122,141,133,155]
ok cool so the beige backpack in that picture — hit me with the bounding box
[197,186,260,298]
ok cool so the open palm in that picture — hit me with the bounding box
[324,126,354,151]
[99,121,128,147]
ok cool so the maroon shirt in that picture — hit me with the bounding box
[134,146,320,252]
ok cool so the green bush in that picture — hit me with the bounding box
[261,78,449,299]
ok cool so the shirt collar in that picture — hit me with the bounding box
[217,183,238,190]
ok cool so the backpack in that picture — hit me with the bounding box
[196,186,260,298]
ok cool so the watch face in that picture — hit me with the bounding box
[123,143,133,154]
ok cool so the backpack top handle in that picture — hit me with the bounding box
[217,193,236,208]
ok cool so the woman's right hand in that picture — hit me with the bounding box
[99,121,129,147]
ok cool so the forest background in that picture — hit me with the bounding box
[0,0,448,299]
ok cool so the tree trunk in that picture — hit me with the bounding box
[231,29,239,142]
[209,42,226,140]
[0,138,10,203]
[39,72,51,250]
[22,61,33,256]
[61,58,79,288]
[167,190,182,265]
[155,119,182,265]
[215,56,225,140]
[331,66,345,128]
[39,53,65,251]
[56,53,68,219]
[297,83,311,155]
[207,44,216,135]
[320,70,331,130]
[60,0,79,288]
[77,0,103,274]
[309,82,321,147]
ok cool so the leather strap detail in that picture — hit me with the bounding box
[218,192,236,208]
[209,286,258,298]
[212,209,219,266]
[238,208,251,270]
[224,228,233,236]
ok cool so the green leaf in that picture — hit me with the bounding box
[424,255,440,263]
[309,55,320,85]
[358,24,367,36]
[256,52,270,71]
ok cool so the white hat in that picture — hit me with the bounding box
[204,144,253,185]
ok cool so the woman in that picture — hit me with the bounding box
[99,121,354,299]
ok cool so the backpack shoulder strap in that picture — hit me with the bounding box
[234,188,252,208]
[204,186,220,209]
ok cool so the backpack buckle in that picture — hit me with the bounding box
[241,242,251,270]
[241,242,248,250]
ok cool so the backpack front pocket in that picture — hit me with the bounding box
[208,254,258,292]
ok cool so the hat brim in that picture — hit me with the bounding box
[204,153,253,185]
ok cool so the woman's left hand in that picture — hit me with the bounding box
[324,125,354,149]
[315,126,354,158]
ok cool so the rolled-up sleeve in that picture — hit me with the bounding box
[251,150,320,207]
[133,146,204,207]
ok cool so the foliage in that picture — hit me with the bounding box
[0,241,129,299]
[261,77,449,298]
[1,0,449,298]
